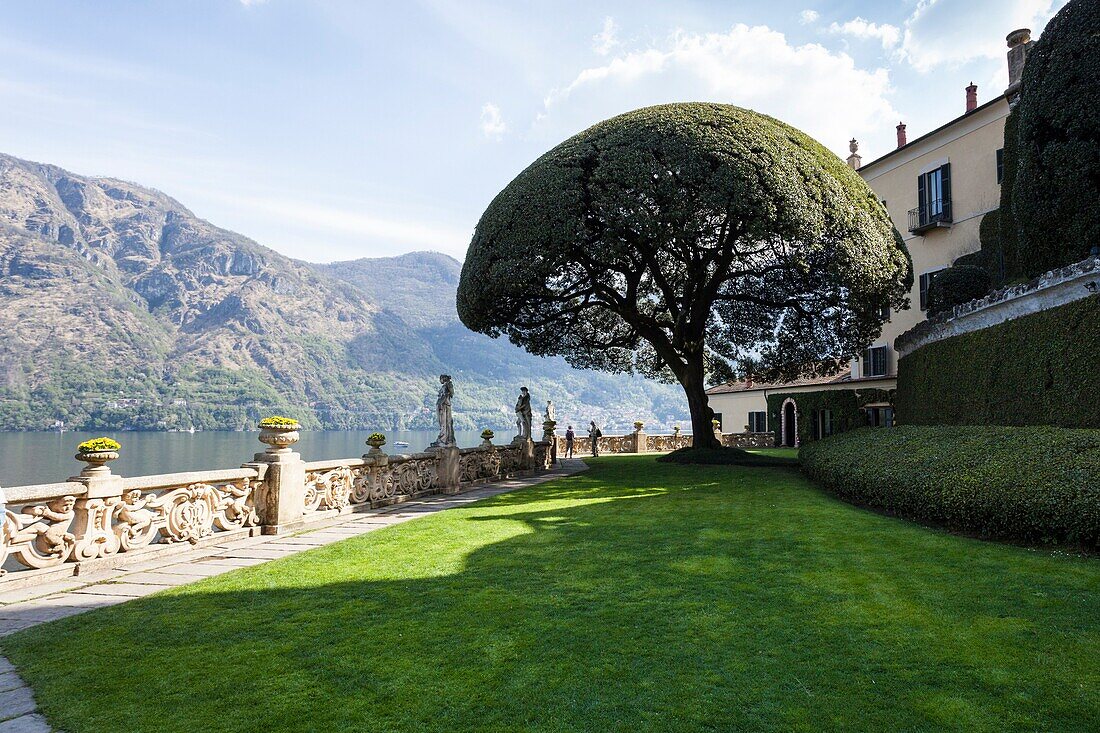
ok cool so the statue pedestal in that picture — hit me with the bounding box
[514,438,536,471]
[632,431,647,453]
[431,445,461,494]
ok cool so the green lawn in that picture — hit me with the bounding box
[3,457,1097,732]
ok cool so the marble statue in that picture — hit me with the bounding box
[515,386,533,442]
[544,400,555,423]
[432,374,456,447]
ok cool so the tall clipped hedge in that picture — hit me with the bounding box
[926,266,993,316]
[766,387,893,445]
[800,426,1100,548]
[1013,0,1100,275]
[897,296,1100,427]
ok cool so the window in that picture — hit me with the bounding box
[919,270,944,311]
[863,345,889,377]
[820,409,833,437]
[996,148,1004,184]
[748,411,767,433]
[865,407,895,428]
[878,304,891,320]
[909,163,953,233]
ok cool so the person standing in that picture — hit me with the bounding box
[565,425,575,458]
[588,421,602,457]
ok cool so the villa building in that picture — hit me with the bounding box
[708,28,1034,446]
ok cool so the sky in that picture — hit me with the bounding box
[0,0,1070,263]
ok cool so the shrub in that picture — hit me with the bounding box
[926,265,993,316]
[799,426,1100,548]
[1013,0,1100,276]
[77,437,120,453]
[481,429,495,440]
[896,296,1100,428]
[258,416,299,428]
[657,446,798,467]
[367,432,386,444]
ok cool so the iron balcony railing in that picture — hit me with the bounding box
[908,197,953,234]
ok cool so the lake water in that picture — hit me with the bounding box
[0,429,493,487]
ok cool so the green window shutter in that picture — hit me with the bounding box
[940,163,952,217]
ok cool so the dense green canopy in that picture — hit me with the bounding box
[1012,0,1100,275]
[458,103,911,443]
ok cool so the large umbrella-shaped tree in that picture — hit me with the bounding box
[458,103,911,448]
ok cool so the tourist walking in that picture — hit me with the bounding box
[588,421,602,457]
[565,425,575,458]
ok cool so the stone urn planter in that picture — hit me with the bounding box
[257,417,300,454]
[480,429,495,448]
[633,421,645,433]
[365,432,387,456]
[75,437,121,477]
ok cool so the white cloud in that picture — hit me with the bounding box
[800,10,820,25]
[539,24,898,159]
[592,16,620,56]
[898,0,1066,72]
[479,102,507,138]
[221,194,469,255]
[828,17,901,50]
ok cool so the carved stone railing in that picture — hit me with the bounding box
[0,468,262,580]
[0,432,555,589]
[555,430,775,455]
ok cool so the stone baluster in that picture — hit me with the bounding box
[245,422,306,535]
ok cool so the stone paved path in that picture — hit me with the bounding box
[0,459,586,732]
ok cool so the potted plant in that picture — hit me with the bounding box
[76,437,120,473]
[480,429,495,447]
[258,416,300,452]
[633,420,645,433]
[672,425,681,437]
[366,432,387,451]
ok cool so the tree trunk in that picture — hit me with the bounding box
[679,355,721,449]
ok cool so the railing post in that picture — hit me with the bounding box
[434,446,461,494]
[69,446,124,562]
[542,420,557,465]
[246,422,305,535]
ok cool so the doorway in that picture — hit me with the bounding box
[782,399,797,447]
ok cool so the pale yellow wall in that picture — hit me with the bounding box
[856,98,1008,373]
[708,377,898,433]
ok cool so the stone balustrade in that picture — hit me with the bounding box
[0,431,553,590]
[555,430,775,455]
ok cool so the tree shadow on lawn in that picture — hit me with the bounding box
[2,458,1098,733]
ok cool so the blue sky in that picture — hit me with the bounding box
[0,0,1068,263]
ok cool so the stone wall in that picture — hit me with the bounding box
[555,430,775,455]
[0,431,553,590]
[895,255,1100,357]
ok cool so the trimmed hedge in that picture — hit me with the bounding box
[800,426,1100,548]
[1013,0,1100,276]
[897,296,1100,428]
[926,265,992,316]
[766,388,893,445]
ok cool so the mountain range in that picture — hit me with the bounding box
[0,152,687,432]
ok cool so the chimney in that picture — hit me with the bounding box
[896,122,907,149]
[846,138,862,170]
[1005,28,1033,106]
[745,374,753,389]
[966,82,978,112]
